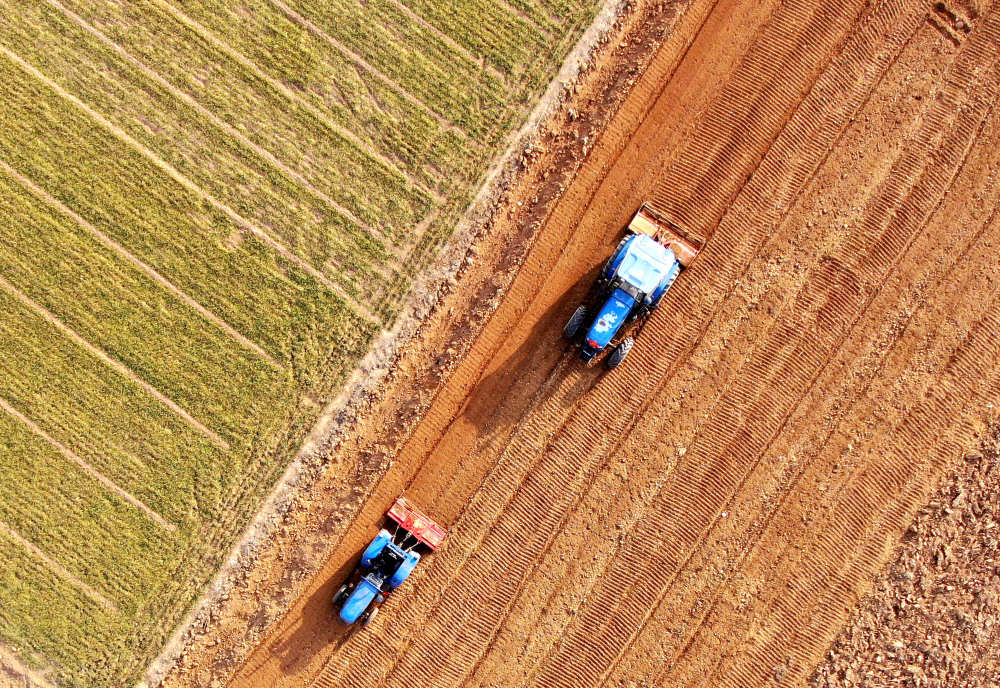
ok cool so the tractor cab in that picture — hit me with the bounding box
[578,234,681,361]
[564,205,704,368]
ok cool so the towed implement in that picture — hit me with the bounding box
[333,497,446,627]
[563,204,705,368]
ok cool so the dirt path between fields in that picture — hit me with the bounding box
[163,0,1000,686]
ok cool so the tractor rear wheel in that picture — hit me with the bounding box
[606,337,634,369]
[563,305,588,340]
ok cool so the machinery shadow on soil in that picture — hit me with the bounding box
[264,269,607,679]
[267,555,356,677]
[461,264,608,437]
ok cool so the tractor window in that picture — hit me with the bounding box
[619,252,671,293]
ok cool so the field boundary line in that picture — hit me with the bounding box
[0,45,379,325]
[0,273,229,453]
[0,519,118,612]
[382,0,507,82]
[307,2,732,682]
[268,0,473,143]
[0,159,284,370]
[158,0,655,683]
[0,396,174,533]
[43,0,404,260]
[150,0,445,204]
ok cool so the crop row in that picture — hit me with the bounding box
[0,288,235,525]
[0,66,377,359]
[4,1,504,312]
[5,1,605,312]
[0,526,119,687]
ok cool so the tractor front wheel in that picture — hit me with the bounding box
[563,305,588,340]
[361,606,379,627]
[333,583,350,607]
[606,337,634,369]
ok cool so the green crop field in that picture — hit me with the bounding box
[0,0,603,684]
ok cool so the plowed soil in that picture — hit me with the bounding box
[811,424,1000,688]
[165,0,1000,686]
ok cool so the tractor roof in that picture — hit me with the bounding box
[618,235,677,293]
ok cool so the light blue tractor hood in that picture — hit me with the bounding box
[339,578,380,624]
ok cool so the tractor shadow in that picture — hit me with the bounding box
[461,264,608,437]
[268,554,358,677]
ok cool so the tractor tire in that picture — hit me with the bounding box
[563,305,588,340]
[333,583,349,606]
[606,337,634,369]
[361,606,379,627]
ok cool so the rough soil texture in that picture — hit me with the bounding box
[811,422,1000,688]
[169,0,1000,686]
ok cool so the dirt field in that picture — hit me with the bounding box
[165,0,1000,686]
[812,423,1000,688]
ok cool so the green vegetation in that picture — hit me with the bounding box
[0,0,603,684]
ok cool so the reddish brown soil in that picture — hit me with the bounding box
[811,424,1000,688]
[165,0,1000,686]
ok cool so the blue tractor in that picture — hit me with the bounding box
[333,497,446,627]
[563,205,704,368]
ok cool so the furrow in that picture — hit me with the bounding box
[0,159,282,370]
[0,274,229,453]
[0,397,173,533]
[0,43,379,325]
[0,519,117,612]
[150,0,445,203]
[529,12,1000,684]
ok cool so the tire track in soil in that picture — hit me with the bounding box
[603,13,995,683]
[643,81,1000,688]
[720,293,1000,688]
[325,1,908,687]
[685,29,1000,688]
[229,3,716,686]
[303,0,787,685]
[527,10,1000,687]
[397,0,744,532]
[224,1,1000,687]
[469,8,942,686]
